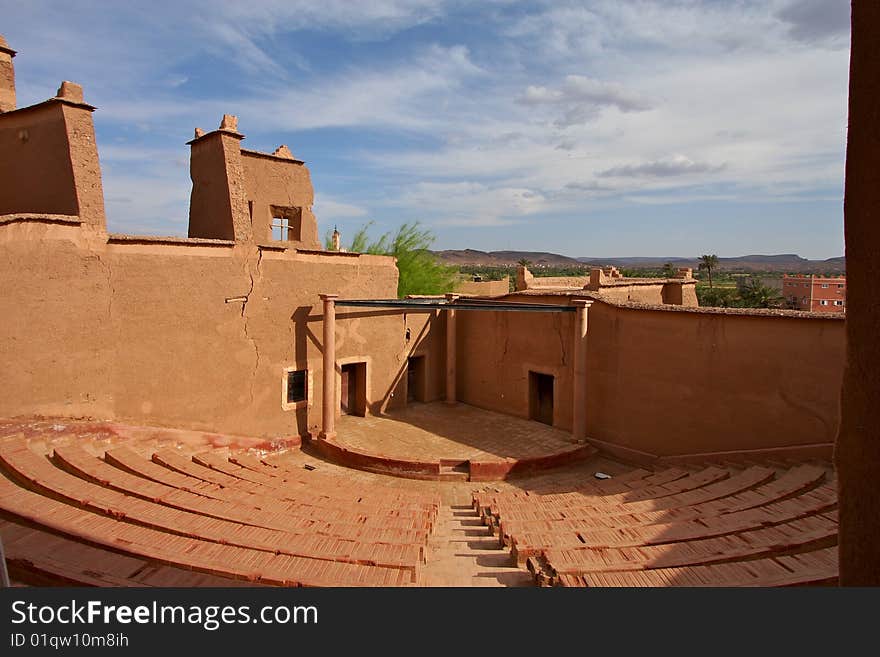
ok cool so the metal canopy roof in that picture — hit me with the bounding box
[335,298,576,312]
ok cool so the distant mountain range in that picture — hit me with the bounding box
[434,249,845,273]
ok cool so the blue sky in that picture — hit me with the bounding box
[3,0,850,259]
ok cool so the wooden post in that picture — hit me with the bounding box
[319,294,338,439]
[572,300,592,440]
[445,293,459,404]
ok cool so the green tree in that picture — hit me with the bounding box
[516,258,532,268]
[697,286,737,308]
[662,262,676,277]
[738,277,784,309]
[698,254,719,288]
[325,221,456,298]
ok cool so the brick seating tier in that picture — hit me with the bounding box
[471,461,838,586]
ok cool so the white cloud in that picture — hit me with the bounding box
[389,181,549,227]
[204,0,449,39]
[313,197,369,221]
[232,43,484,132]
[518,75,654,126]
[776,0,850,45]
[2,0,850,255]
[596,155,726,178]
[102,171,191,236]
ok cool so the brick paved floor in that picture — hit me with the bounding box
[337,402,581,462]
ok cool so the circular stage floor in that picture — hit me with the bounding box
[316,402,596,481]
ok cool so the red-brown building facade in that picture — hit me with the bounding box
[783,274,846,312]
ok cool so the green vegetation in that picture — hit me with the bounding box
[695,271,785,309]
[737,278,785,308]
[698,254,719,288]
[324,222,457,298]
[457,265,513,282]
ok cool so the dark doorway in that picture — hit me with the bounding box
[407,356,426,403]
[529,371,554,426]
[340,362,366,416]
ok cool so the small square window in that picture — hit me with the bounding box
[820,300,829,306]
[287,370,307,403]
[821,283,829,288]
[270,206,303,242]
[271,216,289,241]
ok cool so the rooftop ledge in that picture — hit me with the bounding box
[106,234,234,247]
[257,244,365,255]
[240,147,305,165]
[0,97,96,118]
[596,277,696,286]
[295,248,365,257]
[0,213,82,226]
[612,300,846,319]
[507,289,845,319]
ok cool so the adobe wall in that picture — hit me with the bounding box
[593,283,665,305]
[241,150,320,249]
[456,294,844,456]
[402,309,446,403]
[187,131,245,241]
[457,308,575,432]
[0,102,80,217]
[0,222,436,438]
[680,283,698,307]
[455,277,510,296]
[0,36,15,113]
[837,0,880,585]
[585,303,844,457]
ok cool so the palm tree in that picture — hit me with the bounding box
[698,254,719,289]
[738,278,784,309]
[662,262,676,277]
[517,258,532,268]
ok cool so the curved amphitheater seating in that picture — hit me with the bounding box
[104,447,435,531]
[554,547,839,587]
[0,429,839,587]
[472,461,839,586]
[0,437,439,587]
[0,519,265,587]
[53,446,430,546]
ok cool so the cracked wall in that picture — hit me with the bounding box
[0,225,419,438]
[458,308,576,432]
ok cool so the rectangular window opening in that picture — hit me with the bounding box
[287,369,307,404]
[271,216,290,241]
[270,206,303,242]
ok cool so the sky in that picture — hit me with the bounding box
[2,0,851,259]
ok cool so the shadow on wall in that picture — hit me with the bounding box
[291,305,439,431]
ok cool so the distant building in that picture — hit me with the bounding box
[514,264,699,307]
[783,274,846,312]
